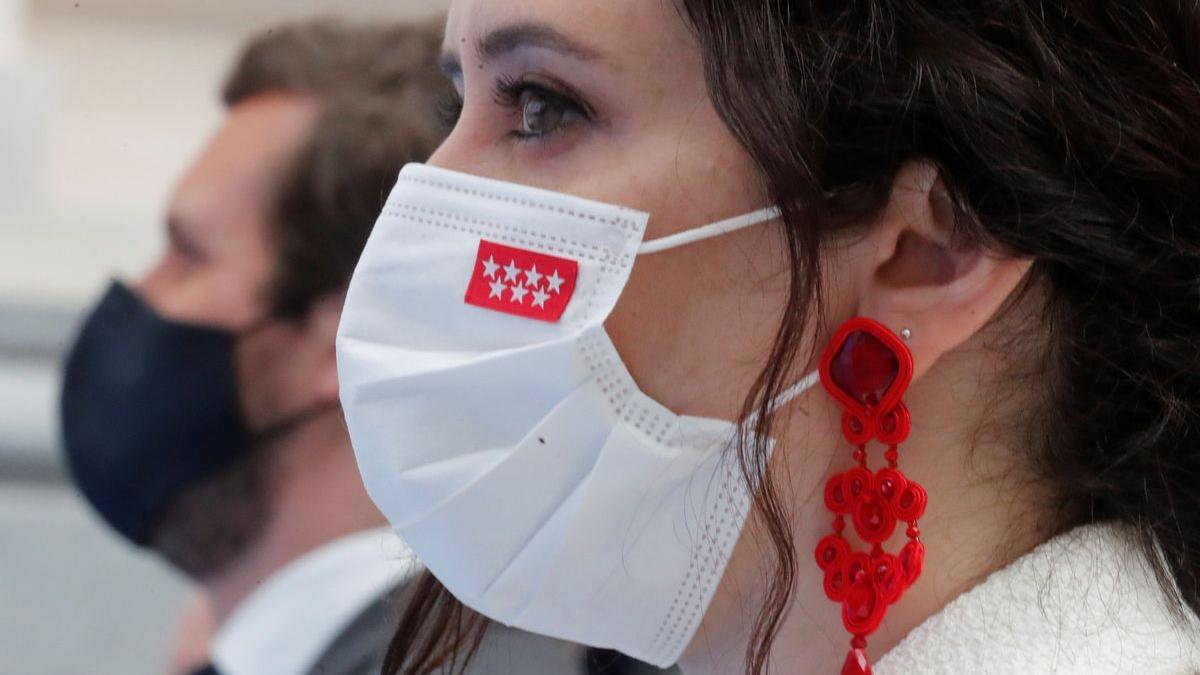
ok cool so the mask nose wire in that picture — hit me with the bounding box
[637,206,782,255]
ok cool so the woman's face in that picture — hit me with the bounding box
[433,0,797,421]
[434,0,859,666]
[431,1,1051,670]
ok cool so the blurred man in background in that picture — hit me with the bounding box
[60,20,449,675]
[59,19,666,675]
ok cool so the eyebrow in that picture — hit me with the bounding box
[477,21,603,62]
[440,21,603,77]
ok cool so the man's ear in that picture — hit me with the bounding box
[302,289,347,404]
[856,160,1033,381]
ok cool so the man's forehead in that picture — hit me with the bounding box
[169,94,319,239]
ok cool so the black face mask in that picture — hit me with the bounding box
[60,282,307,546]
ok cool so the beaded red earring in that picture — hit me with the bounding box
[814,318,927,675]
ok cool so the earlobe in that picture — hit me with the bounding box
[857,160,1033,381]
[305,291,347,403]
[316,359,341,403]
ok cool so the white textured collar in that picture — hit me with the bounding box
[876,523,1200,674]
[212,527,417,675]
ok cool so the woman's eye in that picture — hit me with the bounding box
[518,89,572,138]
[493,76,590,142]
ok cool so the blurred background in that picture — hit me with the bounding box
[0,1,446,672]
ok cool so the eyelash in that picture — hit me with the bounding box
[436,90,464,131]
[435,75,593,143]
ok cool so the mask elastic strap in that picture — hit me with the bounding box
[744,369,821,428]
[770,369,822,411]
[249,401,341,448]
[638,206,782,255]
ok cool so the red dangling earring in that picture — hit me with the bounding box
[813,318,927,675]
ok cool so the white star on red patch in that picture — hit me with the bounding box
[488,279,507,300]
[482,255,500,279]
[510,284,530,303]
[503,260,522,283]
[524,264,544,289]
[546,270,565,294]
[531,289,551,309]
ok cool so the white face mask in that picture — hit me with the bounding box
[336,163,818,667]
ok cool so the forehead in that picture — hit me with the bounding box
[443,0,694,68]
[171,94,318,238]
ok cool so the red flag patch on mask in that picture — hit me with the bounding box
[464,240,579,322]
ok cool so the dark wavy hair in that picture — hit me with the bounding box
[385,2,1200,673]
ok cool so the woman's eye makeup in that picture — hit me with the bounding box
[492,74,593,142]
[436,71,595,145]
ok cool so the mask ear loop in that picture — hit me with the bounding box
[743,369,821,429]
[732,370,819,498]
[235,313,341,448]
[249,400,341,447]
[638,203,801,423]
[769,370,821,412]
[638,206,782,255]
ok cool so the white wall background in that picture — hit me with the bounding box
[5,0,450,308]
[0,2,449,672]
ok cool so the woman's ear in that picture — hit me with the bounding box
[856,160,1033,381]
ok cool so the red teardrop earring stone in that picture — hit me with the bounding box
[841,647,873,675]
[816,318,926,674]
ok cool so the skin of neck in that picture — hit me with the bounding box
[680,314,1056,674]
[201,407,386,625]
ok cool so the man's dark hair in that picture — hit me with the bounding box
[152,18,450,579]
[223,19,452,318]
